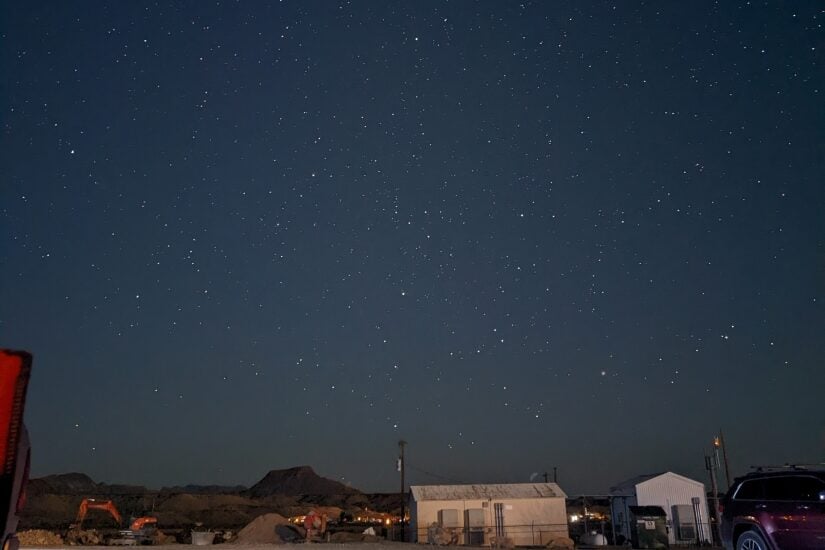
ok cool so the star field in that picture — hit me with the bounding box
[1,1,824,493]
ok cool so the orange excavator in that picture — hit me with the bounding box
[74,498,123,528]
[72,498,158,545]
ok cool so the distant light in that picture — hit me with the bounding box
[570,514,579,523]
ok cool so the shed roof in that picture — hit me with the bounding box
[410,483,567,501]
[610,473,664,495]
[609,471,704,496]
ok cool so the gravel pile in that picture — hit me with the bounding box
[17,529,64,546]
[234,513,292,544]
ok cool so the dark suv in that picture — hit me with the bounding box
[721,468,825,550]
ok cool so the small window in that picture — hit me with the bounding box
[735,479,765,500]
[438,509,459,527]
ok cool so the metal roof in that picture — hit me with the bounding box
[609,471,703,495]
[410,483,567,501]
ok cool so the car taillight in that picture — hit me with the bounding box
[0,350,32,477]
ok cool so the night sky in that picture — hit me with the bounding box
[2,1,824,495]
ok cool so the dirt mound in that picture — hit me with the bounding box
[246,466,359,498]
[17,530,63,546]
[234,513,291,544]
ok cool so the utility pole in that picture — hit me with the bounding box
[542,472,548,483]
[718,430,731,491]
[398,440,407,542]
[553,467,558,483]
[705,451,721,545]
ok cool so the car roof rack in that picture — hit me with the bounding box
[749,463,825,472]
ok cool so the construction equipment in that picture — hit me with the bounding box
[74,498,123,528]
[0,350,32,550]
[128,517,158,533]
[114,516,159,546]
[70,498,158,545]
[303,510,328,541]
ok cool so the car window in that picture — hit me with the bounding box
[792,476,825,502]
[763,477,797,500]
[735,479,765,500]
[759,476,825,501]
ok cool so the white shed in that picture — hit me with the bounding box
[409,483,568,546]
[609,472,712,545]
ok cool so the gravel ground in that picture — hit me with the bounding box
[21,543,725,550]
[22,544,421,550]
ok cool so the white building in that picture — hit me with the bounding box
[609,472,712,545]
[409,483,568,546]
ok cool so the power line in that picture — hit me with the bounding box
[406,463,464,484]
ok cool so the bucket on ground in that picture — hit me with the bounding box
[191,531,216,545]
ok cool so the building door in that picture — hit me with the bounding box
[464,509,485,545]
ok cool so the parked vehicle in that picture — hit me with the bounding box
[720,467,825,550]
[0,350,32,550]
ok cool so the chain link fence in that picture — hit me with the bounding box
[385,520,717,546]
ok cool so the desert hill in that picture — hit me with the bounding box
[246,465,359,498]
[27,473,148,496]
[159,484,247,495]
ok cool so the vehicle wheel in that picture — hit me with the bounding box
[736,530,768,550]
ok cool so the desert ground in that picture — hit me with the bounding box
[19,545,717,550]
[21,545,418,550]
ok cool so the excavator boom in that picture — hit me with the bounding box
[129,517,157,532]
[75,498,123,527]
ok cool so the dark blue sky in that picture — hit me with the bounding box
[2,1,823,494]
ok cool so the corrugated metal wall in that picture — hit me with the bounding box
[635,473,711,545]
[412,497,568,545]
